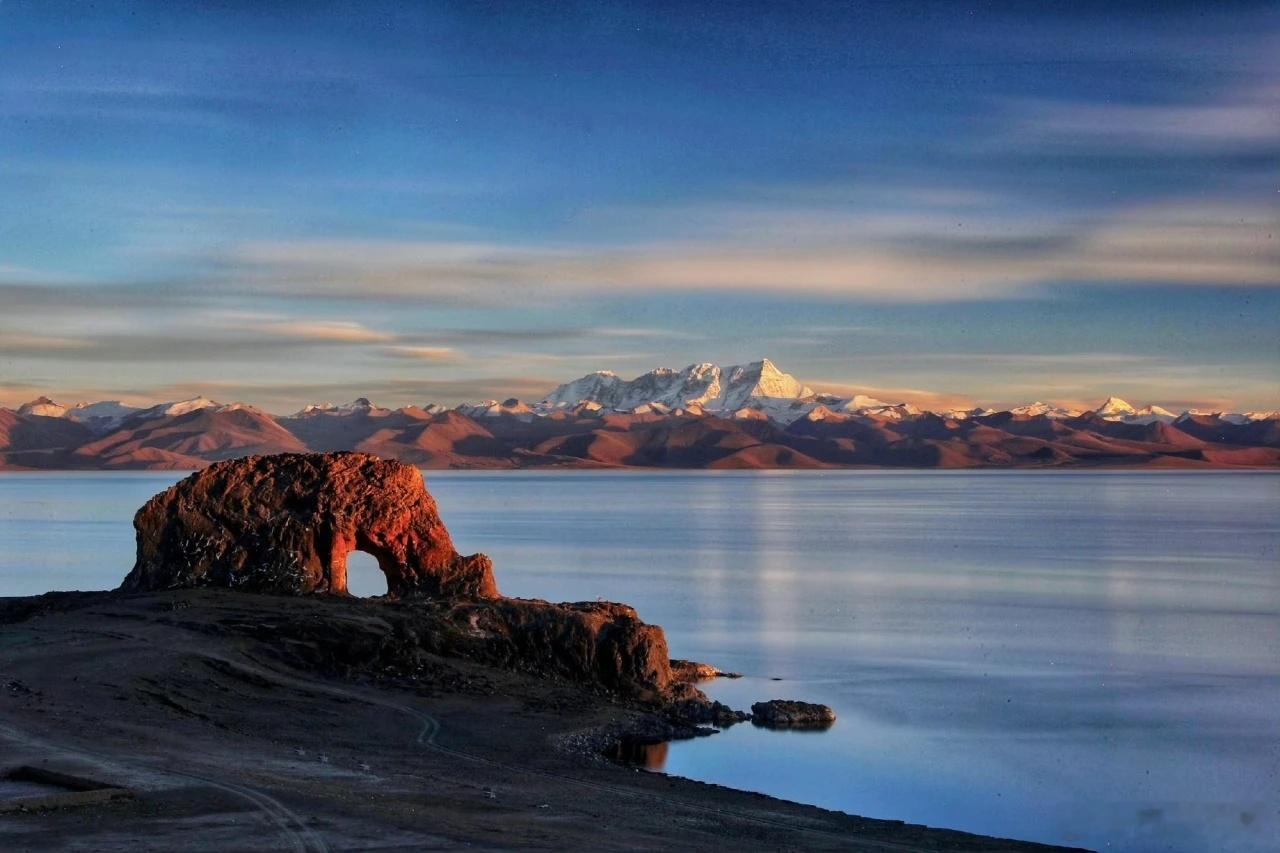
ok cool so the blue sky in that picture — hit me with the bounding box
[1,1,1276,412]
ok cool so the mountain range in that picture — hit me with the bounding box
[3,359,1278,470]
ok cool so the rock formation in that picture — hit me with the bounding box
[117,451,750,713]
[121,452,497,598]
[669,659,742,681]
[439,599,674,695]
[247,596,679,699]
[751,699,837,729]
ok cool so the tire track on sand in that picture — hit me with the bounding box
[0,719,329,853]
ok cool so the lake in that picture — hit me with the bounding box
[1,470,1277,852]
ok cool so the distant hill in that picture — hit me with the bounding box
[3,359,1277,470]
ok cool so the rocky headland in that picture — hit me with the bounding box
[0,452,1084,851]
[117,453,744,721]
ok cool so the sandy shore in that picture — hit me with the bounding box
[0,590,1086,851]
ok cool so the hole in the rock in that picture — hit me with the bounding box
[345,551,387,597]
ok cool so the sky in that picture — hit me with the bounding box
[1,1,1277,413]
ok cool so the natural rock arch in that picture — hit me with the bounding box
[343,549,388,597]
[121,452,498,599]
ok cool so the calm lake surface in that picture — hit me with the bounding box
[2,470,1278,852]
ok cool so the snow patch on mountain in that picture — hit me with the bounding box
[145,397,222,418]
[289,398,390,418]
[944,407,997,420]
[1125,405,1177,424]
[456,398,535,419]
[838,394,890,411]
[1011,401,1082,419]
[67,401,141,426]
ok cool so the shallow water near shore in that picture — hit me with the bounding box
[2,469,1277,852]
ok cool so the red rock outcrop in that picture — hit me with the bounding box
[121,452,498,598]
[116,452,744,704]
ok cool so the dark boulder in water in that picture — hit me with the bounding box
[751,699,836,729]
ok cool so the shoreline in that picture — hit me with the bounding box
[3,464,1280,475]
[0,589,1087,852]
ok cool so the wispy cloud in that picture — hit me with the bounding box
[252,320,395,343]
[590,327,699,340]
[1007,83,1280,153]
[216,198,1277,305]
[0,333,93,353]
[381,345,466,362]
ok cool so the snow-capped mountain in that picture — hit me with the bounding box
[1093,397,1177,424]
[944,407,997,420]
[1095,396,1136,419]
[140,396,223,419]
[541,371,626,410]
[5,360,1279,472]
[66,400,141,426]
[1178,410,1253,426]
[289,398,388,418]
[531,362,1277,426]
[456,398,535,419]
[1124,405,1177,424]
[720,359,815,411]
[125,397,273,423]
[10,361,1278,435]
[540,359,816,418]
[14,397,141,430]
[808,393,922,419]
[16,396,68,418]
[853,403,922,421]
[835,394,890,411]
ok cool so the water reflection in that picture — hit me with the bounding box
[2,470,1278,852]
[440,470,1280,853]
[606,739,669,771]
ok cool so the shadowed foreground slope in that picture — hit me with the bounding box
[0,590,1086,852]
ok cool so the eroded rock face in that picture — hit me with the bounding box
[444,599,675,696]
[121,452,498,598]
[241,596,678,697]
